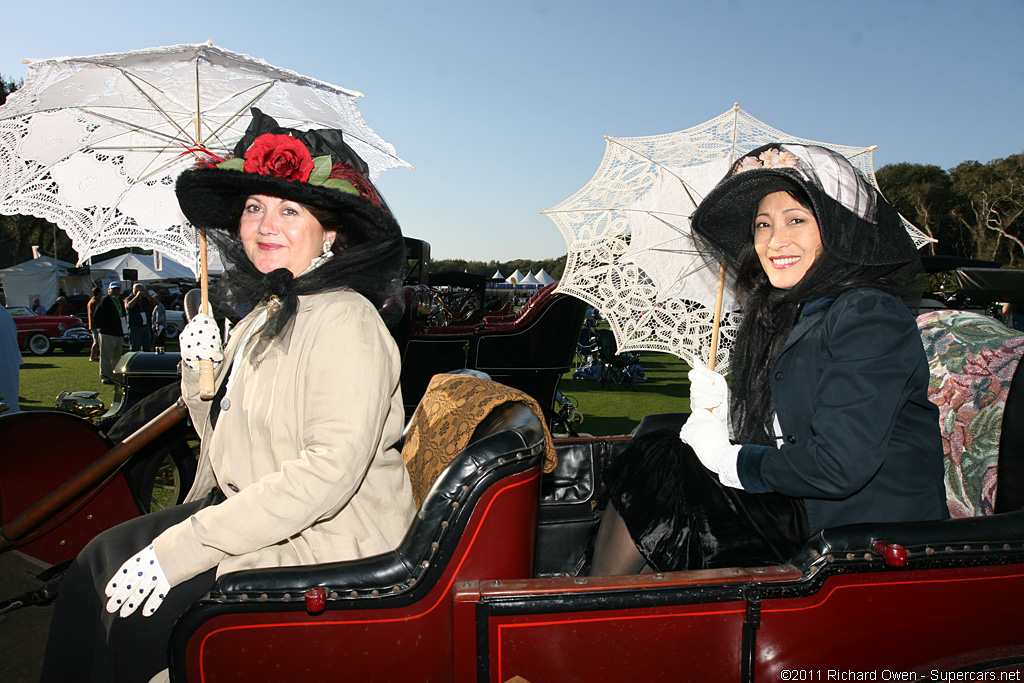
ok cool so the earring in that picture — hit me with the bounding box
[305,238,335,273]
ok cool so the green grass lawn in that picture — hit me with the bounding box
[557,351,691,437]
[14,340,180,414]
[13,338,689,437]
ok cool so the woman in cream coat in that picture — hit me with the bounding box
[43,109,416,682]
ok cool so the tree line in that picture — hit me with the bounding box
[876,153,1023,267]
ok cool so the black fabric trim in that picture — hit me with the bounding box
[737,444,772,493]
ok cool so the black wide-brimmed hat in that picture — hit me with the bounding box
[175,109,407,338]
[175,108,396,244]
[691,143,918,268]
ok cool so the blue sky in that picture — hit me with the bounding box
[2,0,1022,261]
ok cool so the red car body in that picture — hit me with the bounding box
[2,404,1022,681]
[5,306,92,355]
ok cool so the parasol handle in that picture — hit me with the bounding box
[198,226,216,399]
[707,261,726,372]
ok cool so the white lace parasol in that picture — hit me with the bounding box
[0,43,411,275]
[545,104,930,373]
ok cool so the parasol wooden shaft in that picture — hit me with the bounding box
[708,261,726,372]
[195,114,216,399]
[197,227,215,399]
[0,400,189,551]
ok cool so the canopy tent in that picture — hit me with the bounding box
[491,269,505,280]
[90,253,199,281]
[0,256,99,310]
[535,269,556,286]
[519,272,541,286]
[506,269,525,285]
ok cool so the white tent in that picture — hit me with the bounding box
[520,271,541,286]
[506,269,525,285]
[91,253,196,282]
[535,268,556,285]
[491,269,505,280]
[0,256,97,310]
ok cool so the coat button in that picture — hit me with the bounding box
[787,435,796,444]
[774,372,784,381]
[220,397,231,411]
[227,483,239,492]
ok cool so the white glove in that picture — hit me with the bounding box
[679,409,743,489]
[179,313,223,373]
[688,362,729,421]
[104,545,170,618]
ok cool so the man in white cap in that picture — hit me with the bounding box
[93,282,126,384]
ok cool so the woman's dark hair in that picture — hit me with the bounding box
[728,189,925,446]
[306,205,351,250]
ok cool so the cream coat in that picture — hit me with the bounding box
[152,290,416,587]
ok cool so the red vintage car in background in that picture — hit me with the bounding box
[5,306,93,355]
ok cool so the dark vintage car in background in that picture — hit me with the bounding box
[5,306,93,355]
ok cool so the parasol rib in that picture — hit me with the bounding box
[199,82,276,142]
[121,70,197,143]
[606,136,708,208]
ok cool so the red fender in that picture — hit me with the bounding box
[0,411,140,564]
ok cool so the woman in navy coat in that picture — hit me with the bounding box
[591,144,947,575]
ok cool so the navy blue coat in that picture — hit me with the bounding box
[736,287,948,534]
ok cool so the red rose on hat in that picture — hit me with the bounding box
[242,134,315,182]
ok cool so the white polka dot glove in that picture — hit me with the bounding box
[104,545,171,618]
[679,409,743,489]
[687,362,729,421]
[179,313,223,373]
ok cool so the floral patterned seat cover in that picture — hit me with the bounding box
[918,310,1024,517]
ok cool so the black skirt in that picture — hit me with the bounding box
[40,490,222,682]
[603,429,809,572]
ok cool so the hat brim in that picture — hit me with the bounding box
[175,167,381,235]
[691,169,815,261]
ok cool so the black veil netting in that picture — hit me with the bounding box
[207,205,406,364]
[689,143,926,446]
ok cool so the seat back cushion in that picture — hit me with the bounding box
[918,310,1024,517]
[401,373,558,506]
